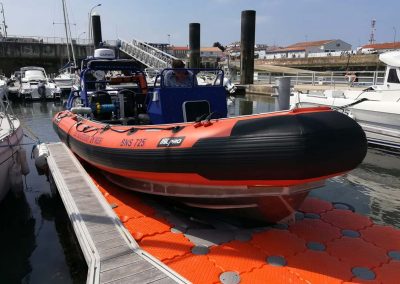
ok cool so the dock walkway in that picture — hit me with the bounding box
[46,142,188,284]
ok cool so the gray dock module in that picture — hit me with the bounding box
[46,142,189,284]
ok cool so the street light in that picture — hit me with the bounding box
[393,26,397,47]
[167,34,171,45]
[78,31,86,44]
[88,4,101,47]
[0,2,7,38]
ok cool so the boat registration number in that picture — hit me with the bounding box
[120,138,147,147]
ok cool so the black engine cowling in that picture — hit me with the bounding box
[37,81,46,99]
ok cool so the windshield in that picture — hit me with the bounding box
[23,70,46,80]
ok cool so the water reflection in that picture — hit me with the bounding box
[37,184,87,282]
[346,148,400,227]
[228,94,277,116]
[0,193,36,283]
[3,100,87,283]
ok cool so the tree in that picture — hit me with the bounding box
[213,42,226,52]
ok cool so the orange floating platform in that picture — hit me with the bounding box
[90,172,400,284]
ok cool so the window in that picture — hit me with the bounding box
[23,70,46,80]
[387,68,400,83]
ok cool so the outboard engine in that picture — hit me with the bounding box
[223,77,237,94]
[215,77,237,94]
[38,81,46,99]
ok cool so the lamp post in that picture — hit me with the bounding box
[393,26,397,48]
[0,2,7,38]
[88,4,101,46]
[78,31,86,44]
[167,34,171,45]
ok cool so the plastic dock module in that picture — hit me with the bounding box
[46,143,189,284]
[88,171,400,284]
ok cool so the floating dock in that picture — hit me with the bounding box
[46,142,400,284]
[46,142,188,284]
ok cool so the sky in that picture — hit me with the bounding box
[0,0,399,49]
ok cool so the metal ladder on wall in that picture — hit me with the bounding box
[118,38,177,69]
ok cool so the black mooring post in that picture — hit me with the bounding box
[92,14,103,49]
[240,10,256,84]
[189,23,201,68]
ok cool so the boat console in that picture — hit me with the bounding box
[68,58,228,125]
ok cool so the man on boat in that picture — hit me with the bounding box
[164,59,195,87]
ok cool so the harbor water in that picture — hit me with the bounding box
[1,95,399,283]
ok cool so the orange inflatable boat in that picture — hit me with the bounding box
[53,107,367,222]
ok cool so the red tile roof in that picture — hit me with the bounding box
[287,40,334,49]
[170,47,223,52]
[171,46,189,51]
[201,47,221,52]
[362,42,400,49]
[267,40,335,53]
[268,46,307,53]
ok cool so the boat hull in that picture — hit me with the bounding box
[0,120,23,203]
[53,107,367,222]
[102,171,320,223]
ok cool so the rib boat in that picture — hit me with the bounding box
[53,53,367,222]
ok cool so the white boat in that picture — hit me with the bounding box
[0,75,7,96]
[291,51,400,149]
[19,67,62,100]
[144,67,161,85]
[196,71,238,94]
[53,63,79,92]
[7,71,22,100]
[0,91,25,203]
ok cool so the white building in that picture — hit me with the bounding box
[265,39,352,59]
[359,42,400,54]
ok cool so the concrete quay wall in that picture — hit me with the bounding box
[256,54,384,70]
[0,41,90,75]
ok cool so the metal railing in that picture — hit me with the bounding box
[0,34,95,45]
[250,70,386,86]
[263,50,368,60]
[119,38,177,69]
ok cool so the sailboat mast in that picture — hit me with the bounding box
[61,0,71,63]
[64,0,76,67]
